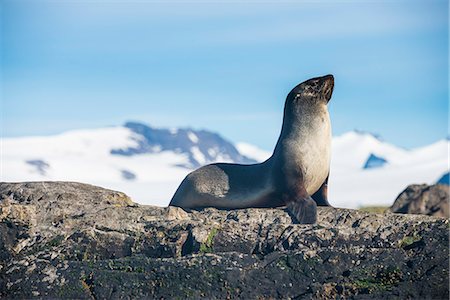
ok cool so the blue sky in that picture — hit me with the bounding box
[1,0,448,150]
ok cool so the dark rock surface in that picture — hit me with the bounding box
[1,182,448,299]
[390,184,449,218]
[363,153,387,169]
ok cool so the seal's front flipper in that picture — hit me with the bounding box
[311,175,331,207]
[287,196,317,224]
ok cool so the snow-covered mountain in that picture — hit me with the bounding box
[1,122,448,208]
[113,122,255,168]
[329,131,448,208]
[331,130,408,171]
[235,142,272,162]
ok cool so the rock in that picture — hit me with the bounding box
[0,182,448,299]
[390,184,449,218]
[437,172,449,185]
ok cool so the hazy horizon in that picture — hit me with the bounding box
[1,119,448,152]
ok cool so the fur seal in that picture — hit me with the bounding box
[169,74,334,223]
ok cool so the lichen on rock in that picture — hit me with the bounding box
[0,182,448,299]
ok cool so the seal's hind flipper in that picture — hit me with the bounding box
[311,175,331,207]
[286,196,317,224]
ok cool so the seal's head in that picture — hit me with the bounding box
[283,74,334,123]
[287,74,334,106]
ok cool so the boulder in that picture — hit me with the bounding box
[390,184,449,218]
[0,182,448,299]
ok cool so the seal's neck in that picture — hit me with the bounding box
[269,104,331,174]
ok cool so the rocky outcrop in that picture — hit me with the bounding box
[436,172,449,185]
[390,184,449,218]
[1,182,448,299]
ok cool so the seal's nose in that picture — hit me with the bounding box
[321,74,334,82]
[320,74,334,103]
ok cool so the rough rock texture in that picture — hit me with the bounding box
[390,184,449,218]
[0,182,448,299]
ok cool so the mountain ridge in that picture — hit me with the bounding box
[111,121,255,168]
[1,121,448,208]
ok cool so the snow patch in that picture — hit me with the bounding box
[187,132,199,143]
[208,148,218,157]
[152,145,162,152]
[169,128,178,135]
[190,146,206,165]
[236,142,271,162]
